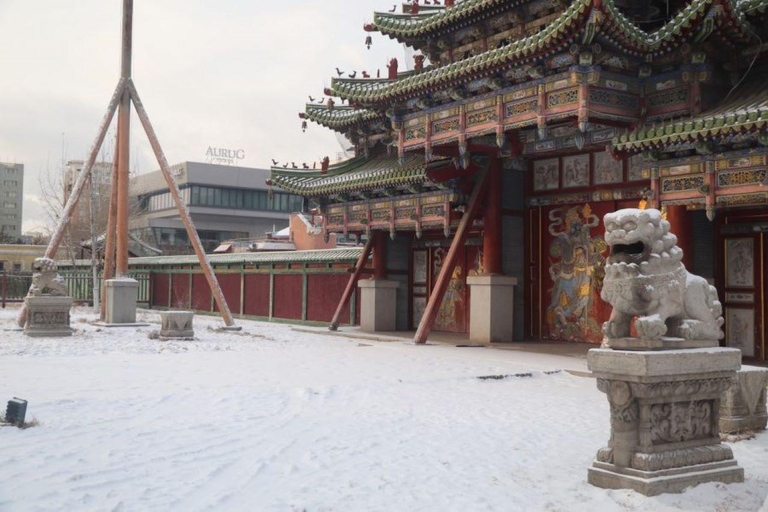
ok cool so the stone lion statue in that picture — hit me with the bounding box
[28,257,68,297]
[601,208,724,341]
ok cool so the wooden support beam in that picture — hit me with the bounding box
[100,132,121,320]
[128,80,237,328]
[483,158,502,274]
[414,166,490,344]
[17,79,126,327]
[329,235,375,331]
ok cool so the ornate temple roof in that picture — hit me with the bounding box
[329,0,765,106]
[369,0,525,42]
[613,73,768,152]
[332,0,593,105]
[601,0,758,56]
[302,104,385,131]
[270,153,451,197]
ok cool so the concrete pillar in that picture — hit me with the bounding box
[105,278,139,325]
[467,275,517,343]
[358,279,398,332]
[468,159,516,343]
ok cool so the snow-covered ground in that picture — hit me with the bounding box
[1,306,767,512]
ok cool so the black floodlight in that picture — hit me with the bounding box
[6,398,27,426]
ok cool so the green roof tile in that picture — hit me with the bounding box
[270,153,448,197]
[612,74,768,152]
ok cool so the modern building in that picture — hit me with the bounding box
[131,162,303,254]
[0,162,23,241]
[62,160,113,241]
[270,0,768,361]
[0,244,46,272]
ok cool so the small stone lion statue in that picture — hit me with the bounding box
[28,257,68,297]
[601,208,724,341]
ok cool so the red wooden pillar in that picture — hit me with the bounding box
[373,231,387,279]
[666,205,693,270]
[483,158,502,275]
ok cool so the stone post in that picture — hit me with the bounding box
[358,279,398,332]
[105,277,139,325]
[466,276,517,343]
[720,365,768,433]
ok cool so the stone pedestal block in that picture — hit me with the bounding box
[358,279,398,333]
[23,295,73,337]
[587,347,744,496]
[720,365,768,434]
[160,311,195,339]
[105,278,139,325]
[466,275,517,343]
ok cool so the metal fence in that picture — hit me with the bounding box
[0,272,33,307]
[1,271,150,307]
[60,271,150,305]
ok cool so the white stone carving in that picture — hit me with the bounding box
[601,208,724,342]
[28,257,68,297]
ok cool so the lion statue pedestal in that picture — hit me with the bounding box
[587,208,744,495]
[23,257,73,338]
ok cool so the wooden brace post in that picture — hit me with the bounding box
[128,80,237,328]
[329,235,375,331]
[413,166,489,344]
[17,79,127,327]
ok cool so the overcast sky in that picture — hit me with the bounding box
[0,0,407,232]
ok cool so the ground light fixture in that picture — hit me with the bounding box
[5,398,27,426]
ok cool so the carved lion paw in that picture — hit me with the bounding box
[677,321,697,340]
[635,316,667,340]
[602,320,629,339]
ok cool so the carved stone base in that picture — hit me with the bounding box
[603,336,719,351]
[720,365,768,434]
[588,347,744,496]
[588,460,744,496]
[23,295,73,337]
[160,311,195,339]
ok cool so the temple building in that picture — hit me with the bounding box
[270,0,768,361]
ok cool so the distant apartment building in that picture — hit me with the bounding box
[0,162,23,241]
[62,160,113,244]
[131,162,302,254]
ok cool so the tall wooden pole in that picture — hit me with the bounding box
[100,134,120,319]
[115,0,133,276]
[413,167,489,344]
[128,82,237,327]
[329,235,375,331]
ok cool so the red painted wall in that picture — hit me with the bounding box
[191,273,212,311]
[243,274,270,317]
[171,274,190,310]
[273,274,303,320]
[306,273,350,323]
[151,273,169,307]
[214,274,241,314]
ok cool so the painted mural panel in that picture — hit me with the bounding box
[594,152,623,185]
[413,250,428,284]
[533,158,559,191]
[562,154,590,188]
[726,238,754,288]
[726,307,755,357]
[432,246,468,333]
[543,203,610,343]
